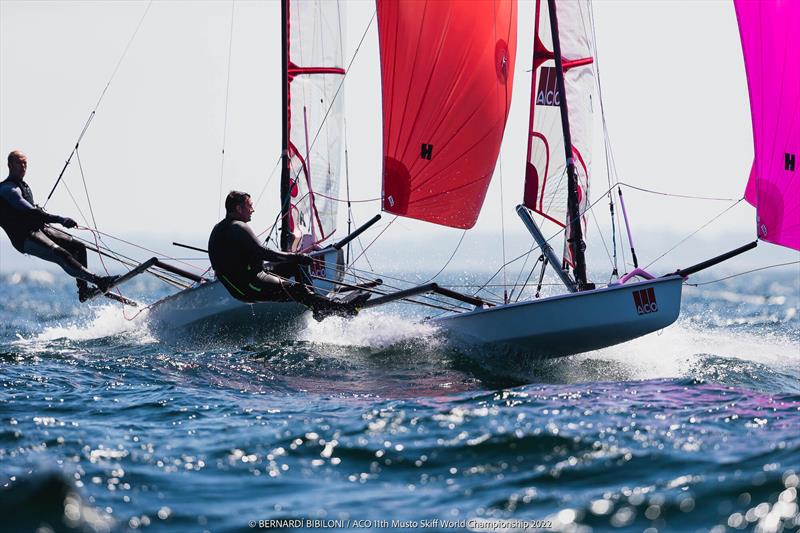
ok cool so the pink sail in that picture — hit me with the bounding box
[735,0,800,251]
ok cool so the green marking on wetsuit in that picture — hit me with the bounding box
[220,274,247,297]
[248,283,262,292]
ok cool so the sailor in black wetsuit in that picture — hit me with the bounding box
[0,150,117,301]
[208,191,367,320]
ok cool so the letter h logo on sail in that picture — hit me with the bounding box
[632,287,658,315]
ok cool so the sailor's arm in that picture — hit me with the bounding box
[232,222,311,264]
[0,186,76,227]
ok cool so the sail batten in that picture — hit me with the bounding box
[377,0,517,230]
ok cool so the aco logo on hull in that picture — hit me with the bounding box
[632,287,658,315]
[310,258,326,277]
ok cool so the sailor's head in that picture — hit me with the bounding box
[226,190,254,222]
[7,150,27,180]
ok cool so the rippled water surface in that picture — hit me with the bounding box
[1,268,798,533]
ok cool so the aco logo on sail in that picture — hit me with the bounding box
[536,67,560,106]
[632,288,658,315]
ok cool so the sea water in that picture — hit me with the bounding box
[0,268,798,533]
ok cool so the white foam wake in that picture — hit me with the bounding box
[23,304,154,344]
[574,321,799,381]
[298,309,441,349]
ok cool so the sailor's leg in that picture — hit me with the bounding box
[270,261,309,285]
[41,226,90,289]
[247,272,290,302]
[22,230,99,284]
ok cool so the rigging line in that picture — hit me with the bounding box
[346,216,397,269]
[217,0,237,219]
[44,0,154,207]
[588,0,619,276]
[74,149,128,272]
[472,181,627,297]
[616,181,738,202]
[74,150,99,230]
[92,0,154,113]
[498,156,509,303]
[253,154,282,208]
[276,269,471,314]
[346,213,375,272]
[337,0,353,267]
[493,0,508,304]
[421,230,467,284]
[513,257,541,303]
[305,191,381,204]
[510,240,537,295]
[71,231,191,288]
[644,198,746,270]
[301,9,376,180]
[84,228,209,273]
[686,260,800,286]
[589,203,615,269]
[325,260,493,308]
[58,180,90,228]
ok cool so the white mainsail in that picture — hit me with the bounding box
[286,0,346,251]
[523,0,594,266]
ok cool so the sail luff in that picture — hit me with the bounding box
[523,0,594,275]
[283,0,346,252]
[735,0,799,251]
[547,0,588,287]
[280,0,291,252]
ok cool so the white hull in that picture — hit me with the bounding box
[146,280,307,335]
[434,275,683,360]
[145,246,346,336]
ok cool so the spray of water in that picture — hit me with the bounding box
[24,304,154,344]
[298,309,442,350]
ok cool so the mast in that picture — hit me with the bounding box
[547,0,589,289]
[279,0,291,252]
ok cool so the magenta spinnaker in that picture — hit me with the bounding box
[735,0,799,251]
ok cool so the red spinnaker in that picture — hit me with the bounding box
[377,0,517,229]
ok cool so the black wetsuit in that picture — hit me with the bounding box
[0,177,96,288]
[208,216,314,303]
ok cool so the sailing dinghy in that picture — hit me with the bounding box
[361,0,686,358]
[144,0,362,333]
[430,0,797,358]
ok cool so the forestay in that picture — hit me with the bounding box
[285,0,346,251]
[735,0,799,252]
[523,0,594,264]
[377,0,517,229]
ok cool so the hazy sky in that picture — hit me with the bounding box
[0,0,795,277]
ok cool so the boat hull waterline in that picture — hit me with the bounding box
[147,275,683,361]
[146,280,307,334]
[434,275,683,360]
